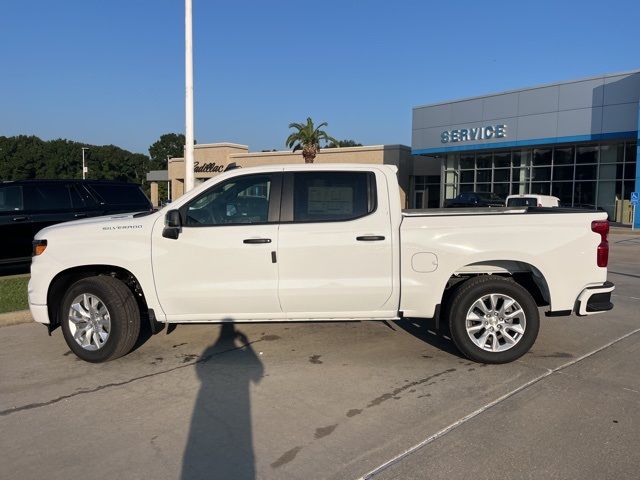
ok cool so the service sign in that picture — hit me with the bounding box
[441,124,507,144]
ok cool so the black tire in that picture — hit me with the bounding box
[60,276,140,363]
[447,276,539,364]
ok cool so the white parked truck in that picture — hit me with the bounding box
[29,164,614,363]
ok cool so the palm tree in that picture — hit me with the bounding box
[286,117,338,163]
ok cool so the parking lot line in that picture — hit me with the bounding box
[357,326,640,480]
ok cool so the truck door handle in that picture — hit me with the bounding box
[356,235,385,241]
[12,216,29,222]
[74,213,87,218]
[243,238,272,244]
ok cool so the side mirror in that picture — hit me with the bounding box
[163,209,182,239]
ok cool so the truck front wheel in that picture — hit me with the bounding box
[447,276,539,364]
[60,276,141,363]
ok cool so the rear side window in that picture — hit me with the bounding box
[507,197,537,207]
[0,186,24,212]
[26,184,73,211]
[70,185,99,208]
[89,184,150,206]
[292,172,375,222]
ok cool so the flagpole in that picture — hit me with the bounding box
[184,0,195,192]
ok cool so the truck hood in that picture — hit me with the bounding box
[34,211,160,239]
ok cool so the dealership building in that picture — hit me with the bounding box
[412,69,640,224]
[152,69,639,226]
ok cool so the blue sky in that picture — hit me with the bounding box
[1,0,638,154]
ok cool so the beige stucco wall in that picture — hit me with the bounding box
[169,143,414,207]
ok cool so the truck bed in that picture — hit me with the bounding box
[402,207,602,217]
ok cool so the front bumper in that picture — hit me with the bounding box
[29,303,50,325]
[576,281,615,316]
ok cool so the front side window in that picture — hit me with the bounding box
[185,174,272,226]
[292,172,375,222]
[0,186,23,212]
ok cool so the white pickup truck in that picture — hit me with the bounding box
[28,164,614,364]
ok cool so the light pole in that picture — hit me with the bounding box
[81,147,89,179]
[184,0,195,192]
[167,155,172,201]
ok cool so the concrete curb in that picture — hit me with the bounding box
[611,228,640,236]
[0,310,33,327]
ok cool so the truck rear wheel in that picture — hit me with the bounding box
[60,276,140,363]
[447,276,539,364]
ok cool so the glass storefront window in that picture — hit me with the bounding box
[554,147,574,165]
[531,167,551,181]
[512,150,531,168]
[511,182,528,195]
[493,183,510,198]
[493,169,510,182]
[597,181,616,219]
[476,154,491,169]
[494,152,511,168]
[531,183,551,195]
[623,181,635,200]
[624,162,636,180]
[476,170,491,183]
[598,163,617,181]
[574,182,596,207]
[512,167,530,184]
[625,143,637,163]
[575,164,597,181]
[577,146,598,164]
[552,182,574,206]
[460,154,474,169]
[600,144,624,164]
[553,165,573,181]
[460,170,474,183]
[441,141,633,214]
[533,148,552,166]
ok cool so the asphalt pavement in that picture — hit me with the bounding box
[0,234,638,480]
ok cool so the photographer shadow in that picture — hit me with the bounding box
[181,323,263,480]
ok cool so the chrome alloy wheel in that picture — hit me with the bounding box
[465,293,526,352]
[67,294,111,351]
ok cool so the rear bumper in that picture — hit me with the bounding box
[576,281,615,316]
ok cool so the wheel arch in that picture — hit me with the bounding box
[446,260,551,308]
[46,265,153,333]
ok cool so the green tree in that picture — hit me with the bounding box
[0,135,151,184]
[326,139,362,148]
[148,133,190,170]
[285,117,338,163]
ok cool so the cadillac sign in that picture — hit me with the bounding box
[441,124,507,144]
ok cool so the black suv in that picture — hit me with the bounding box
[1,180,152,266]
[445,192,505,208]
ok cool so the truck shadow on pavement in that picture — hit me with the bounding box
[181,323,263,480]
[394,318,465,359]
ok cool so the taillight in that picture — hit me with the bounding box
[591,220,609,267]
